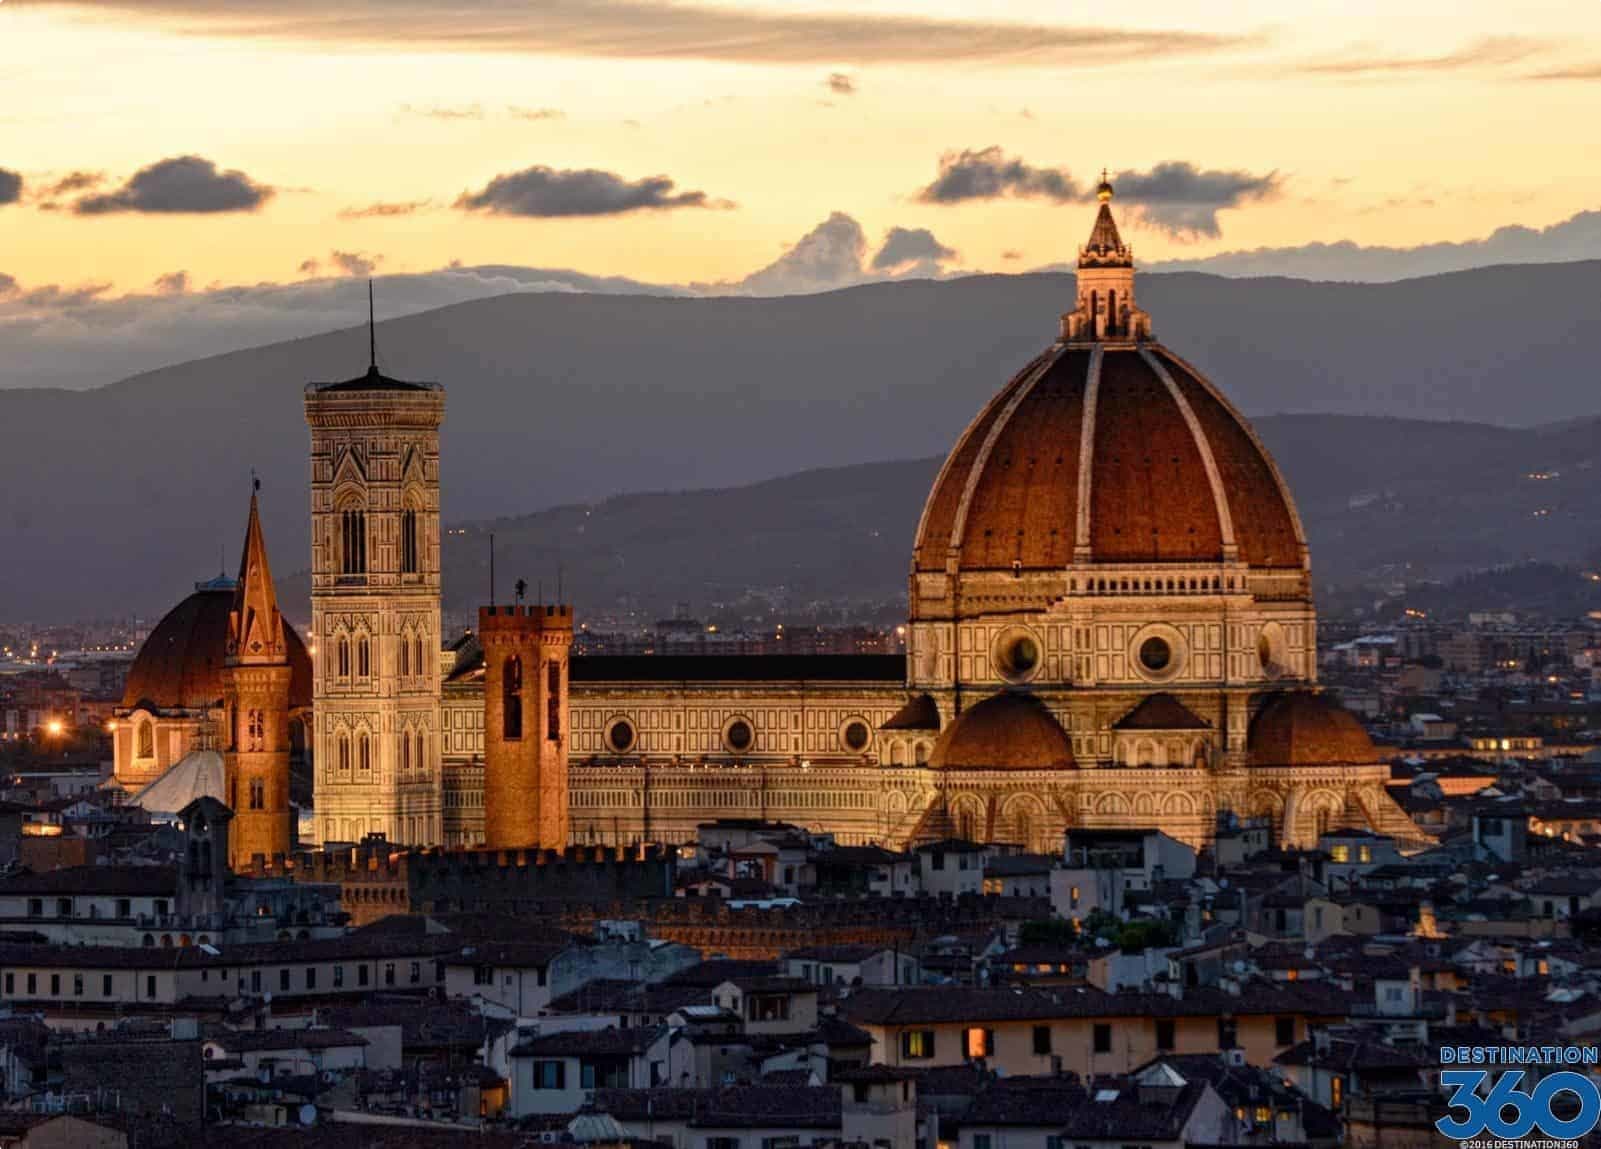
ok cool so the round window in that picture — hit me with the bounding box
[725,719,754,753]
[1139,636,1172,673]
[995,630,1042,681]
[843,720,871,752]
[606,719,636,754]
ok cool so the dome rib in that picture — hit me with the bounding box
[1072,345,1103,560]
[1140,348,1237,560]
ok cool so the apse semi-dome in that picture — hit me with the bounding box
[927,691,1076,771]
[1247,691,1377,766]
[122,577,312,712]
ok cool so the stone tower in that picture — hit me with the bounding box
[222,492,294,868]
[305,319,445,847]
[479,602,573,849]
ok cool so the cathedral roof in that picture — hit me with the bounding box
[1113,693,1211,731]
[309,362,439,393]
[123,587,312,714]
[881,693,941,731]
[128,748,226,818]
[1247,692,1377,767]
[927,692,1075,771]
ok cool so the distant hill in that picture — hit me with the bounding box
[6,264,1601,621]
[340,413,1592,623]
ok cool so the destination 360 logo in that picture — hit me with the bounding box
[1437,1045,1601,1145]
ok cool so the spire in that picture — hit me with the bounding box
[1083,173,1129,265]
[367,279,379,378]
[227,487,287,665]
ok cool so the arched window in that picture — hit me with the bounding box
[248,778,265,810]
[337,636,350,678]
[399,636,410,677]
[400,730,412,772]
[340,508,368,575]
[546,661,562,741]
[246,709,264,751]
[414,635,425,681]
[356,635,370,679]
[415,730,426,773]
[358,732,371,772]
[503,656,523,740]
[337,732,351,772]
[136,719,154,759]
[401,508,419,574]
[1108,288,1118,335]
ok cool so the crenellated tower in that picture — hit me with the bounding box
[222,490,294,868]
[480,601,573,849]
[305,300,445,847]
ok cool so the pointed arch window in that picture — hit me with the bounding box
[336,636,351,679]
[414,635,426,681]
[401,508,419,575]
[414,730,426,774]
[337,732,351,772]
[136,720,154,760]
[246,709,265,752]
[503,656,523,740]
[340,509,368,575]
[248,778,265,811]
[399,729,412,773]
[356,634,370,679]
[358,732,371,773]
[398,635,411,678]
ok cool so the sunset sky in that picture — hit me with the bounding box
[3,0,1601,386]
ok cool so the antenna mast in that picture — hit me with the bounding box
[368,279,377,371]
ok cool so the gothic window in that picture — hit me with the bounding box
[415,730,426,773]
[337,733,351,772]
[246,709,264,751]
[400,730,413,772]
[547,661,561,742]
[248,778,264,810]
[337,636,350,679]
[401,508,419,574]
[136,720,154,759]
[399,636,410,678]
[356,635,370,679]
[503,657,523,740]
[358,732,371,772]
[340,509,368,575]
[414,635,425,681]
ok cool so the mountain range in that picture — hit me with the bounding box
[5,263,1601,622]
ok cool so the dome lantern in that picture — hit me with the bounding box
[1061,172,1151,343]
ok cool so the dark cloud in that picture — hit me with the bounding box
[1000,250,1024,261]
[917,147,1079,204]
[508,106,564,120]
[73,155,273,215]
[330,250,382,277]
[729,212,868,296]
[28,1,1245,66]
[1301,36,1541,76]
[0,169,21,206]
[871,227,956,271]
[1110,161,1281,238]
[298,259,321,275]
[41,171,105,197]
[826,73,856,95]
[455,165,723,217]
[14,282,113,308]
[153,271,189,294]
[338,200,430,220]
[399,103,485,120]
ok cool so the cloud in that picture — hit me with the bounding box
[399,102,485,120]
[508,106,564,121]
[40,171,105,197]
[338,200,430,220]
[871,227,956,271]
[456,165,723,217]
[0,273,17,296]
[1145,206,1601,281]
[0,169,21,206]
[1109,161,1281,238]
[72,155,274,215]
[1000,250,1024,261]
[1300,36,1542,76]
[330,250,382,277]
[825,73,856,95]
[29,1,1246,66]
[1528,64,1601,81]
[298,259,321,275]
[153,271,189,294]
[916,147,1079,204]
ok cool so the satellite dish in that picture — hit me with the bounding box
[298,1103,317,1126]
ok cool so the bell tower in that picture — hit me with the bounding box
[480,597,573,849]
[305,292,446,847]
[222,490,293,868]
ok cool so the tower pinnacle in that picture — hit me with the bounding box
[227,491,287,665]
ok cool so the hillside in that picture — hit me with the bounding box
[6,264,1601,620]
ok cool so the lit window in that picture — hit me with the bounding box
[965,1027,993,1059]
[1329,845,1350,863]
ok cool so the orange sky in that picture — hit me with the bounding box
[3,0,1601,296]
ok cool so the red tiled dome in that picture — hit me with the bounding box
[928,691,1075,771]
[1247,691,1376,766]
[122,582,311,712]
[912,344,1305,577]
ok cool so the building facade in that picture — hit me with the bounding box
[304,357,446,847]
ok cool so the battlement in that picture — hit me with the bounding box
[479,603,574,626]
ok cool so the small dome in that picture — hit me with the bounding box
[928,692,1075,771]
[1248,692,1375,766]
[123,583,312,712]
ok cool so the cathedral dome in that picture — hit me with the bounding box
[122,580,312,712]
[911,184,1305,603]
[928,691,1075,771]
[1247,691,1376,766]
